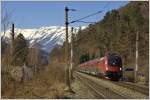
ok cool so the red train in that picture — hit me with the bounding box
[78,53,123,81]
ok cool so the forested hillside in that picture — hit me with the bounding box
[50,2,148,77]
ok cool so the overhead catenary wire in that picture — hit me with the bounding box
[69,2,112,25]
[70,10,102,24]
[74,20,97,24]
[68,2,112,44]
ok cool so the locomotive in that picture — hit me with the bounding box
[78,53,123,81]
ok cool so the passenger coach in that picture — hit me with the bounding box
[78,53,123,81]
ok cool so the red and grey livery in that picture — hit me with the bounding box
[78,53,123,81]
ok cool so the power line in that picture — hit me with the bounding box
[70,10,102,24]
[102,2,110,12]
[69,2,112,25]
[28,3,111,46]
[74,20,96,24]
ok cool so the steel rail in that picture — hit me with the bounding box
[78,71,149,96]
[75,72,129,99]
[76,75,106,99]
[112,81,149,95]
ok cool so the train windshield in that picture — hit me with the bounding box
[108,55,122,67]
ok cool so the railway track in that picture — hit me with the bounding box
[112,81,149,96]
[76,75,106,99]
[78,71,149,96]
[75,72,129,99]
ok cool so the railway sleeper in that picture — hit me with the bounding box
[76,73,129,99]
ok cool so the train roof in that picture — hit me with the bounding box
[106,53,121,58]
[79,57,103,67]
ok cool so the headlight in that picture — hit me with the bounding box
[105,61,107,65]
[120,67,122,70]
[106,67,108,70]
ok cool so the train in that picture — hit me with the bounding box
[78,53,123,81]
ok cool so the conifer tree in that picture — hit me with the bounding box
[12,33,29,66]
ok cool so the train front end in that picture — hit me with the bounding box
[104,53,123,81]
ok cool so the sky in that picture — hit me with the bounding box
[2,1,129,29]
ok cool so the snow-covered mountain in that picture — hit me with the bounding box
[2,26,87,53]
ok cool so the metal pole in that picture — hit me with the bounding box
[11,23,15,65]
[145,63,149,85]
[11,23,15,41]
[65,6,71,90]
[70,27,73,80]
[134,31,139,83]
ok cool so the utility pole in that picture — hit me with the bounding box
[145,63,149,85]
[65,6,71,91]
[11,23,15,64]
[134,31,139,83]
[11,23,15,41]
[70,27,74,80]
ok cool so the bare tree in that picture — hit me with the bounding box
[27,45,40,75]
[1,6,13,40]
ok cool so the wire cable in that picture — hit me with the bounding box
[70,10,102,24]
[74,20,96,24]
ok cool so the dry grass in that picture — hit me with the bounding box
[1,70,15,98]
[2,63,67,99]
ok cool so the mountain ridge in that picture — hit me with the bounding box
[2,26,87,53]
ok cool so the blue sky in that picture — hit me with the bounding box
[2,1,129,29]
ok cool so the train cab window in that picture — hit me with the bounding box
[108,54,122,67]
